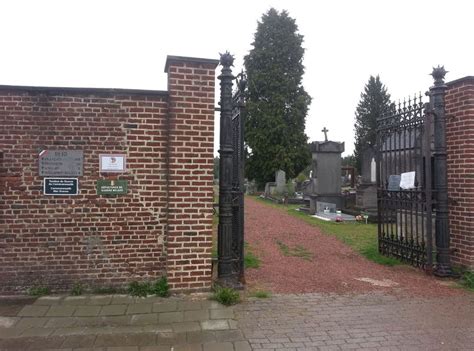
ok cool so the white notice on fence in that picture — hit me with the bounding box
[400,171,416,189]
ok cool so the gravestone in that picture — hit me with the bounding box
[275,170,286,194]
[356,146,377,213]
[306,139,345,214]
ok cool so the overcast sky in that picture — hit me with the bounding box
[1,0,472,156]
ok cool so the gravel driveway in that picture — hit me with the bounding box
[244,197,463,296]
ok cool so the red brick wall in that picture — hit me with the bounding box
[446,76,474,269]
[0,56,218,293]
[165,58,217,291]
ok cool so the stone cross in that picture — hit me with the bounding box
[321,127,329,141]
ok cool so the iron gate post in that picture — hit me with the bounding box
[217,52,239,287]
[429,66,454,277]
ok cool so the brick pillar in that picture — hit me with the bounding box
[164,56,219,291]
[446,76,474,269]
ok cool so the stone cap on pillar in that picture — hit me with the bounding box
[164,55,220,72]
[310,141,345,153]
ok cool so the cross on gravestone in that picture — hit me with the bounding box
[321,127,329,141]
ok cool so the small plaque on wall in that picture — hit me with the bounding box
[39,150,83,177]
[99,154,126,173]
[96,179,128,195]
[44,178,78,196]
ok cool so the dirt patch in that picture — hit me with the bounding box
[244,197,464,297]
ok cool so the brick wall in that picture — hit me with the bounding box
[0,56,218,293]
[446,76,474,269]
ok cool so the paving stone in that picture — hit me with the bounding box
[0,327,24,338]
[201,320,229,331]
[152,301,177,313]
[61,334,97,348]
[62,296,89,305]
[129,313,158,325]
[140,346,172,351]
[177,301,203,311]
[202,341,234,351]
[88,296,113,305]
[106,347,139,351]
[94,333,156,347]
[141,324,173,333]
[186,331,217,344]
[214,329,244,342]
[172,344,203,351]
[172,321,201,333]
[100,305,128,316]
[75,305,102,317]
[74,316,106,327]
[0,336,67,349]
[0,316,19,328]
[20,327,54,337]
[52,327,87,336]
[209,308,234,320]
[34,296,63,305]
[47,305,76,317]
[17,305,49,317]
[110,295,136,305]
[184,309,209,322]
[126,303,152,314]
[200,301,224,310]
[234,340,252,351]
[158,311,184,323]
[102,315,131,326]
[45,317,77,328]
[14,317,49,328]
[156,331,187,345]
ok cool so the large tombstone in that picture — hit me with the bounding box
[307,140,345,214]
[264,169,286,197]
[356,146,377,213]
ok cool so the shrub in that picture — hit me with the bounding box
[128,281,151,297]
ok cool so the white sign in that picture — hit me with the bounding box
[99,154,126,173]
[400,171,416,189]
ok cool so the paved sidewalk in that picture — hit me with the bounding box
[237,293,474,351]
[0,294,250,351]
[1,292,473,350]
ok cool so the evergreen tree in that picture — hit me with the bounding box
[244,8,311,186]
[354,76,392,172]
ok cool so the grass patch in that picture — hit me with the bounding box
[28,286,50,296]
[71,283,84,296]
[459,270,474,291]
[244,242,261,268]
[212,285,240,306]
[276,240,313,261]
[250,290,271,298]
[253,196,400,266]
[151,277,170,297]
[128,277,170,297]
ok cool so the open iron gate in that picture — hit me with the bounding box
[376,94,433,268]
[376,67,454,276]
[217,52,246,287]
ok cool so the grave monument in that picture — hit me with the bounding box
[355,146,377,216]
[305,128,345,214]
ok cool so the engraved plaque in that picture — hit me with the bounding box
[39,150,83,177]
[387,175,401,191]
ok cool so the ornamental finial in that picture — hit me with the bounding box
[431,65,448,86]
[219,51,234,67]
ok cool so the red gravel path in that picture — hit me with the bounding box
[244,197,463,296]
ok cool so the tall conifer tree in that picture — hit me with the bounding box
[244,8,311,186]
[354,76,392,171]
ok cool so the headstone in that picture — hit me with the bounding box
[306,140,345,214]
[356,146,378,212]
[388,175,401,191]
[275,170,286,194]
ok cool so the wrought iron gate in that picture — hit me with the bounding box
[217,52,246,287]
[376,67,454,275]
[376,93,433,268]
